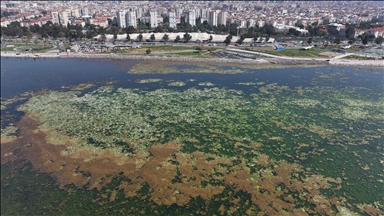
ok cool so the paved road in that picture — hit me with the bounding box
[331,53,355,59]
[225,48,329,61]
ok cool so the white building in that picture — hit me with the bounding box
[126,10,137,28]
[218,10,227,26]
[116,11,127,28]
[59,11,69,26]
[201,8,210,19]
[135,8,142,20]
[176,8,183,18]
[80,8,88,16]
[150,10,158,28]
[188,10,195,26]
[169,10,176,28]
[247,19,255,28]
[70,8,80,17]
[51,11,60,24]
[208,10,218,27]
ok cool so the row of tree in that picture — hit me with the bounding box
[123,32,193,43]
[1,20,383,46]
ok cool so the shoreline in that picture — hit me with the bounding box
[1,51,383,68]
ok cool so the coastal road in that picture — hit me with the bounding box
[331,53,355,60]
[225,48,329,61]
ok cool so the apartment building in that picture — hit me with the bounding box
[188,10,195,26]
[59,10,69,26]
[51,11,60,24]
[218,10,227,25]
[150,10,158,28]
[169,10,176,28]
[208,10,218,26]
[126,10,137,28]
[116,10,126,28]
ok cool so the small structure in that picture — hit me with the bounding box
[301,46,314,50]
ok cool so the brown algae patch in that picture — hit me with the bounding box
[4,115,360,215]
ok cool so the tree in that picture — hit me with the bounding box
[112,17,118,27]
[295,23,304,29]
[209,35,213,41]
[327,28,339,37]
[113,33,117,40]
[253,33,259,45]
[375,36,383,45]
[138,33,143,42]
[150,33,155,41]
[154,25,163,33]
[146,48,151,54]
[345,26,355,39]
[360,34,369,45]
[101,33,106,41]
[237,35,245,45]
[126,33,130,42]
[308,37,313,45]
[288,28,300,37]
[334,37,341,45]
[348,38,355,45]
[183,32,192,43]
[163,34,169,44]
[124,26,136,34]
[175,35,181,42]
[265,36,270,43]
[224,35,232,45]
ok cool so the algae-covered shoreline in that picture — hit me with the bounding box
[1,58,383,215]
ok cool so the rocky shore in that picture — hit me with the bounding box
[267,58,329,65]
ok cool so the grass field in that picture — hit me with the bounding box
[1,43,54,52]
[343,55,376,60]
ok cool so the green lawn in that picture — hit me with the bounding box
[343,55,376,60]
[1,43,54,52]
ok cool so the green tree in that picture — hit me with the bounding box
[150,33,155,41]
[209,35,213,41]
[183,32,192,43]
[307,37,313,45]
[360,34,369,45]
[345,26,355,39]
[138,33,143,42]
[146,48,151,54]
[224,35,232,45]
[163,34,169,44]
[175,35,181,42]
[334,37,341,45]
[237,35,245,45]
[126,33,130,42]
[113,33,117,40]
[265,36,270,43]
[101,33,106,41]
[374,36,383,45]
[327,28,339,36]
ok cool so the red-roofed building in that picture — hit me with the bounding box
[366,28,384,38]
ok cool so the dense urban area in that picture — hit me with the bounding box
[1,1,383,60]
